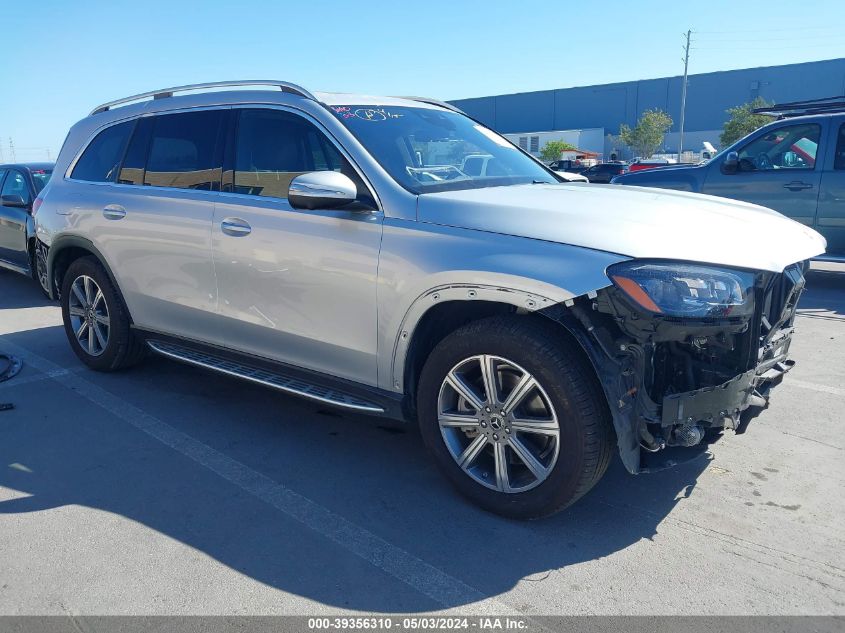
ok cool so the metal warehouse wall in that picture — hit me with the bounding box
[451,58,845,139]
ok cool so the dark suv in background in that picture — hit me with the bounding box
[612,98,845,258]
[0,163,53,292]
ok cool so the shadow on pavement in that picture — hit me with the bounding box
[0,324,711,612]
[800,269,845,318]
[0,269,55,310]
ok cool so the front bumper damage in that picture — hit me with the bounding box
[542,261,807,474]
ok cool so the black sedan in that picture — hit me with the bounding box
[580,162,627,183]
[0,163,53,293]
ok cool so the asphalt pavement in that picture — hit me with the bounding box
[0,263,843,616]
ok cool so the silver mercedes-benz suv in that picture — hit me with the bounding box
[35,81,825,518]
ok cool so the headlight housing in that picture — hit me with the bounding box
[607,261,756,318]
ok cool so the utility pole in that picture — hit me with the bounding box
[8,138,16,162]
[678,29,691,162]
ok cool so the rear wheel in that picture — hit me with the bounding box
[417,316,613,519]
[61,257,145,371]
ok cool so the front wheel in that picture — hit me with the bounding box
[417,316,613,519]
[31,241,50,298]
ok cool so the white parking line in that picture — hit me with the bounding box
[0,367,76,390]
[786,378,845,398]
[0,339,518,616]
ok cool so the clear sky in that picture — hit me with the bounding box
[3,0,844,161]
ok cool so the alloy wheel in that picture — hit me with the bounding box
[437,355,560,493]
[68,275,110,357]
[35,246,49,295]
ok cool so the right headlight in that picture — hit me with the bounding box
[607,261,756,318]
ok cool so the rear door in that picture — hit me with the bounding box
[68,110,225,344]
[817,120,845,255]
[0,169,32,270]
[702,121,823,226]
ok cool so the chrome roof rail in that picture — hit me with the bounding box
[395,96,466,115]
[89,80,317,115]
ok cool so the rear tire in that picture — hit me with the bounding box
[417,315,613,519]
[60,257,145,371]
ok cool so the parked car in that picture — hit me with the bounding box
[612,111,845,257]
[0,163,53,293]
[579,162,627,183]
[627,158,676,172]
[547,159,586,173]
[35,81,824,518]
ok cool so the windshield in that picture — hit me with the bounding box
[30,168,53,193]
[330,105,556,194]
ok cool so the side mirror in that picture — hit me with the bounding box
[1,194,29,209]
[721,151,739,174]
[288,172,358,210]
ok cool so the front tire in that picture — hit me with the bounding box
[61,257,145,371]
[417,316,613,519]
[31,241,50,298]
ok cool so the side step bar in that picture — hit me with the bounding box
[147,340,385,414]
[813,254,845,264]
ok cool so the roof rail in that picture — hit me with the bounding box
[753,95,845,118]
[395,96,466,115]
[90,80,317,115]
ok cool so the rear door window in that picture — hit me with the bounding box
[834,123,845,171]
[144,110,225,190]
[71,120,134,182]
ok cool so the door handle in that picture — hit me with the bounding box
[221,217,252,237]
[102,204,126,220]
[783,181,813,191]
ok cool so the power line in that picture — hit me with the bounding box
[695,26,843,34]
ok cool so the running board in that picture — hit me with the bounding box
[813,253,845,264]
[147,340,385,413]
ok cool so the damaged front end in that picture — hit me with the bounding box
[543,259,808,474]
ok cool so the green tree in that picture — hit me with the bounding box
[619,109,673,159]
[720,97,774,147]
[540,140,577,162]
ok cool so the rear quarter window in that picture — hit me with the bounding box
[71,121,134,182]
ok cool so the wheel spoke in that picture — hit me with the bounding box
[479,355,499,405]
[445,371,484,411]
[75,320,89,341]
[87,323,96,354]
[457,434,487,469]
[71,281,87,308]
[439,413,480,429]
[92,288,104,311]
[84,276,94,305]
[493,442,510,492]
[93,322,108,350]
[95,313,110,326]
[500,372,538,415]
[68,306,86,318]
[509,417,559,437]
[508,436,548,481]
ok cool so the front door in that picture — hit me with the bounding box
[703,121,823,226]
[212,108,383,385]
[0,170,32,270]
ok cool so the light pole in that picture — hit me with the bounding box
[678,29,691,162]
